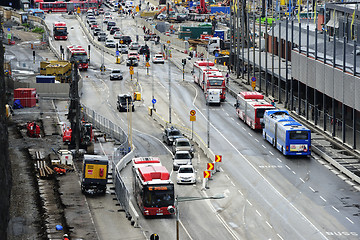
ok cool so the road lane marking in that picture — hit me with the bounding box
[262,145,266,148]
[346,217,354,224]
[331,206,339,212]
[320,196,327,202]
[256,210,261,216]
[309,186,316,192]
[300,178,305,183]
[246,200,252,206]
[269,151,274,155]
[266,221,273,228]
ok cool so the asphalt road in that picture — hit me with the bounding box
[36,7,360,240]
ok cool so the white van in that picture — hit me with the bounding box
[125,1,134,8]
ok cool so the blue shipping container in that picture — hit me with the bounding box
[36,75,55,83]
[213,30,225,40]
[210,6,230,14]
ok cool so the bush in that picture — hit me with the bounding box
[22,23,30,28]
[32,27,45,34]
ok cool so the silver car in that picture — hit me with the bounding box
[173,150,192,171]
[176,165,196,184]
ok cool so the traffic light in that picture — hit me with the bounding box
[146,54,150,62]
[182,59,186,66]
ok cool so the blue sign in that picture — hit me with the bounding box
[215,52,219,57]
[251,77,256,82]
[116,50,119,56]
[152,99,156,104]
[7,28,10,31]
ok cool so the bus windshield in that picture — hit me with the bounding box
[208,79,223,86]
[143,186,174,208]
[54,27,67,36]
[72,53,88,63]
[289,131,309,140]
[256,109,266,118]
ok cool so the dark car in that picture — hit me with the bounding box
[138,45,150,55]
[110,26,120,35]
[93,28,101,36]
[97,32,107,41]
[117,94,134,112]
[119,35,132,45]
[107,21,116,31]
[163,127,182,145]
[126,57,138,66]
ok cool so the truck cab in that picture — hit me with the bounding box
[117,94,135,112]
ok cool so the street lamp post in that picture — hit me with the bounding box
[174,193,225,240]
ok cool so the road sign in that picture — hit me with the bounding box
[130,70,134,75]
[120,40,123,44]
[150,233,159,240]
[7,28,10,31]
[167,40,171,44]
[116,50,119,56]
[251,76,256,82]
[190,110,196,116]
[251,81,256,90]
[136,5,139,12]
[129,66,134,71]
[77,7,80,14]
[7,33,11,40]
[215,155,222,162]
[146,62,150,67]
[152,99,156,104]
[204,171,211,178]
[190,116,196,122]
[207,163,214,170]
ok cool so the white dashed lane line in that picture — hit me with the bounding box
[262,145,266,149]
[255,139,259,142]
[332,206,339,212]
[309,186,316,192]
[320,196,327,202]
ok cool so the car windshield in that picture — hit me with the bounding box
[120,97,132,103]
[177,141,190,147]
[112,70,121,73]
[179,167,193,173]
[175,153,190,159]
[169,130,181,136]
[155,55,163,58]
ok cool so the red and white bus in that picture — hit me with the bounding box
[53,22,67,40]
[132,157,175,216]
[66,45,89,70]
[192,60,226,102]
[203,70,226,101]
[37,0,101,13]
[236,92,275,130]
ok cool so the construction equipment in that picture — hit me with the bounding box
[81,155,109,194]
[27,121,41,138]
[40,60,72,83]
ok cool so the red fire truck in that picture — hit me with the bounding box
[66,45,89,70]
[235,92,275,130]
[53,22,68,40]
[132,157,175,216]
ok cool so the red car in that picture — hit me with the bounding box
[128,51,140,61]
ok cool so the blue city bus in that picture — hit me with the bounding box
[27,9,45,19]
[263,110,311,156]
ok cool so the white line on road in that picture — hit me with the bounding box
[255,139,259,142]
[230,181,235,187]
[346,217,354,224]
[238,190,243,196]
[256,210,261,217]
[262,145,266,149]
[266,221,273,228]
[248,132,252,137]
[309,186,316,192]
[332,206,339,212]
[246,200,252,206]
[285,165,291,170]
[277,158,282,162]
[292,171,296,175]
[300,178,305,183]
[320,196,327,202]
[242,127,246,131]
[231,117,235,121]
[277,233,284,240]
[269,151,274,155]
[226,113,229,116]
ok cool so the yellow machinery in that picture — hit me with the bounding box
[40,60,72,83]
[81,155,108,194]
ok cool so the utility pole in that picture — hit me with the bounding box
[68,62,81,155]
[168,42,172,124]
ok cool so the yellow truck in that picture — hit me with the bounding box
[40,60,72,83]
[81,155,109,195]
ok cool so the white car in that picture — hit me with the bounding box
[152,54,165,64]
[176,165,196,184]
[114,31,122,39]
